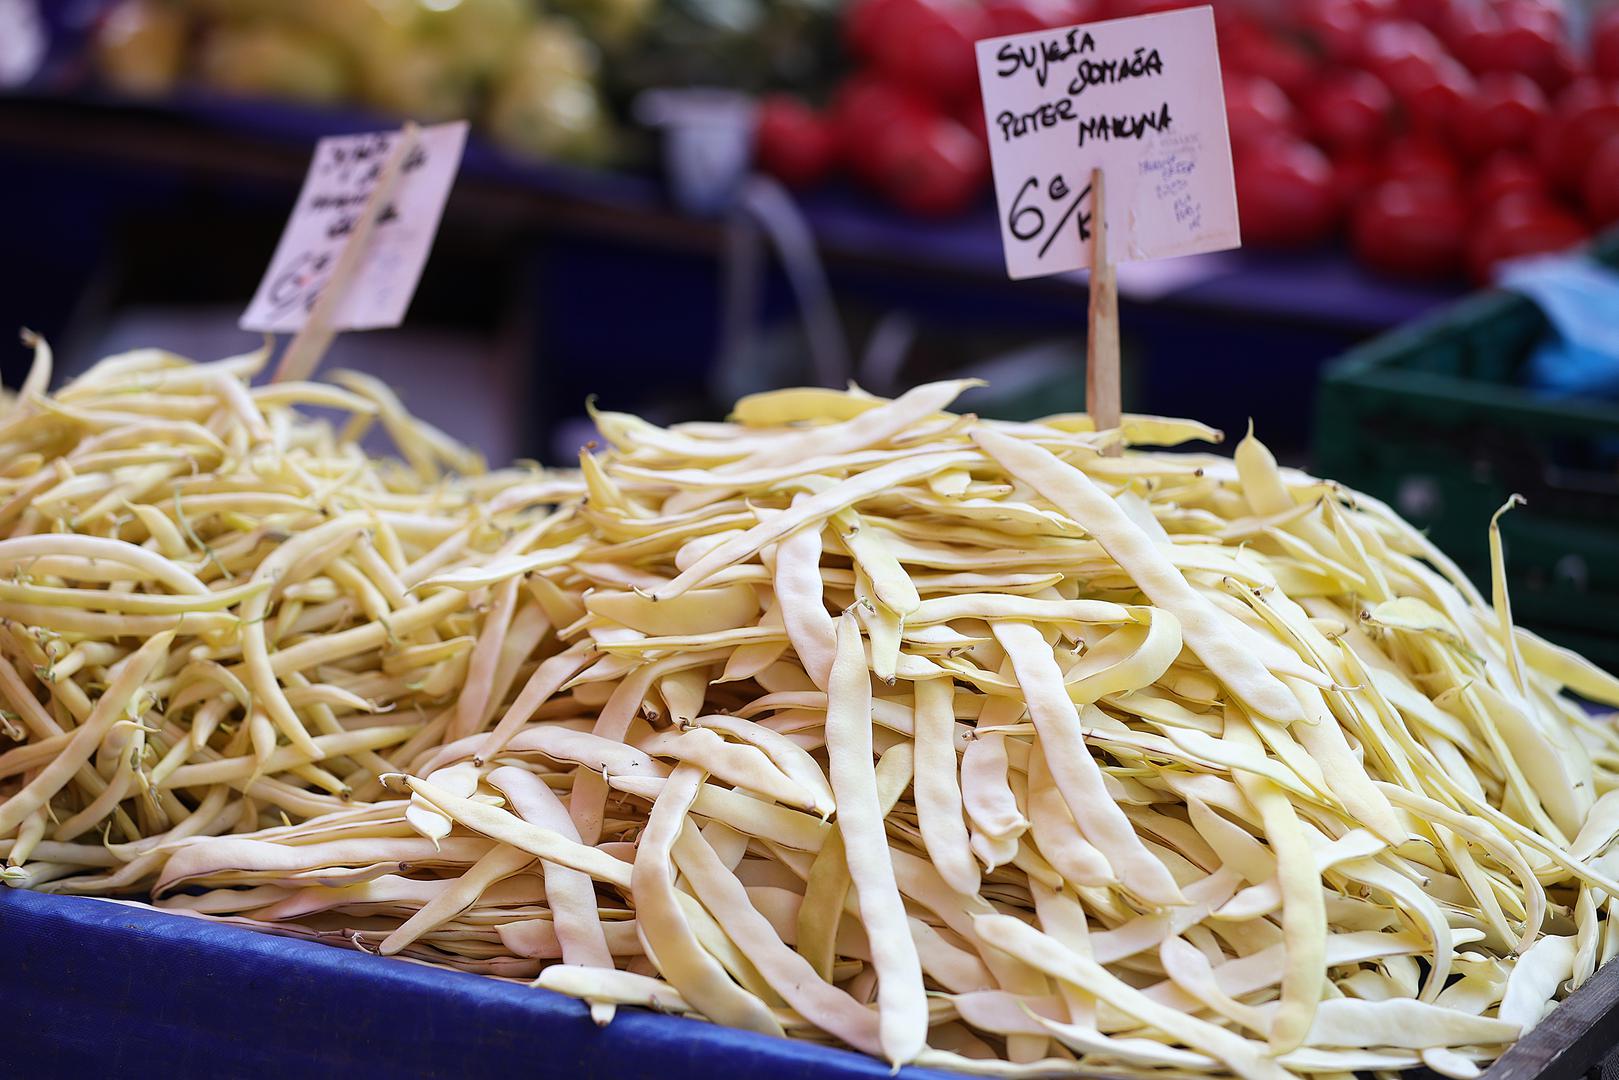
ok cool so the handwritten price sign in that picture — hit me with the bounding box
[974,6,1239,280]
[241,121,467,334]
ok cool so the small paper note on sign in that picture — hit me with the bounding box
[975,6,1239,280]
[241,121,468,334]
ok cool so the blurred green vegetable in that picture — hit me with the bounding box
[487,20,612,162]
[416,0,532,75]
[95,0,188,97]
[349,19,477,119]
[90,0,846,166]
[552,0,658,46]
[198,22,350,104]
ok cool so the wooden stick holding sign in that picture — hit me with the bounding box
[242,120,468,384]
[274,123,420,384]
[974,6,1241,446]
[1085,167,1121,456]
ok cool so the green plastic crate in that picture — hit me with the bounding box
[1315,231,1619,672]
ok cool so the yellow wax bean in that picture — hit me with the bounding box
[826,613,927,1065]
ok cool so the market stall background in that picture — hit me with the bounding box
[0,87,1466,449]
[3,1,1619,1077]
[8,0,1552,465]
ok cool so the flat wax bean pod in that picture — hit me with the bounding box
[634,764,784,1037]
[993,621,1183,907]
[826,614,927,1065]
[912,678,978,897]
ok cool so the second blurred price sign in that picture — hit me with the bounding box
[974,5,1240,280]
[243,121,468,336]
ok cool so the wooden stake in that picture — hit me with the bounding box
[273,122,421,385]
[1086,166,1122,457]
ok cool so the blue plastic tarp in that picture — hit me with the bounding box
[0,888,956,1079]
[1503,254,1619,399]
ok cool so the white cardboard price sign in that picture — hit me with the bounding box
[974,6,1239,280]
[241,120,468,334]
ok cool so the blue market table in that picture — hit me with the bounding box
[0,887,950,1079]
